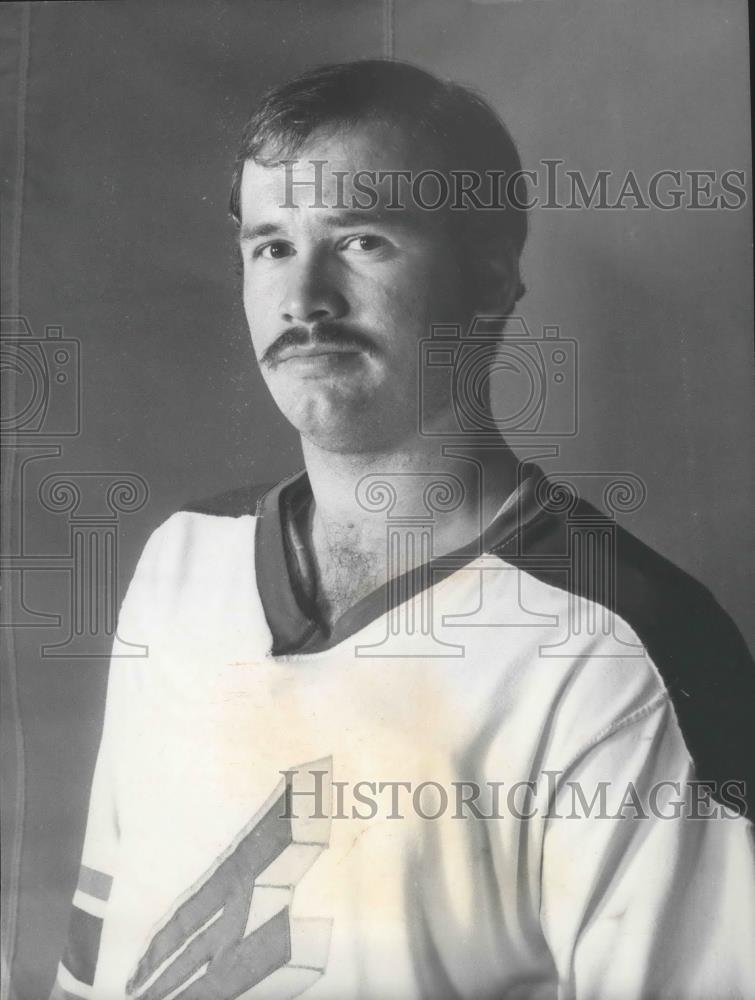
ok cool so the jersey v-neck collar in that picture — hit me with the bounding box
[254,465,545,656]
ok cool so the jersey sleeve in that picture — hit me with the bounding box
[539,693,755,1000]
[50,521,169,1000]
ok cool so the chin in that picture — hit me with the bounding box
[294,409,406,455]
[275,384,406,453]
[298,417,396,455]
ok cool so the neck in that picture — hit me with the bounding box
[301,431,519,557]
[298,427,520,630]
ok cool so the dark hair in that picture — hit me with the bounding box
[229,59,527,305]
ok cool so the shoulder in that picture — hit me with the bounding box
[503,494,755,812]
[513,495,752,672]
[121,484,272,617]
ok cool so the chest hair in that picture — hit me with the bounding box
[312,522,386,627]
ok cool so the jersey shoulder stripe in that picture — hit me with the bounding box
[496,495,755,815]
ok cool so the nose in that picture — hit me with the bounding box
[279,251,348,325]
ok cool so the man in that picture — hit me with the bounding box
[53,60,754,1000]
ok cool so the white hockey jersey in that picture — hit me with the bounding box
[52,465,755,1000]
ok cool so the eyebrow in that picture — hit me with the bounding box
[239,222,283,243]
[239,209,413,243]
[322,209,410,228]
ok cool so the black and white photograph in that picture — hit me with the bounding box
[1,2,754,998]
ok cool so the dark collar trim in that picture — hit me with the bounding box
[256,466,545,656]
[254,472,318,655]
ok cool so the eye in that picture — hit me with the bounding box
[341,234,389,254]
[255,241,295,260]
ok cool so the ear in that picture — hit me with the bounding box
[473,238,525,317]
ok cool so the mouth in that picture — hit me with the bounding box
[277,344,364,362]
[269,343,371,376]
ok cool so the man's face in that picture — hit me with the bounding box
[238,122,466,453]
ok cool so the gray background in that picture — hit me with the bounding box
[1,1,752,996]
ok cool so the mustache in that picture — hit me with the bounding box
[260,323,378,367]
